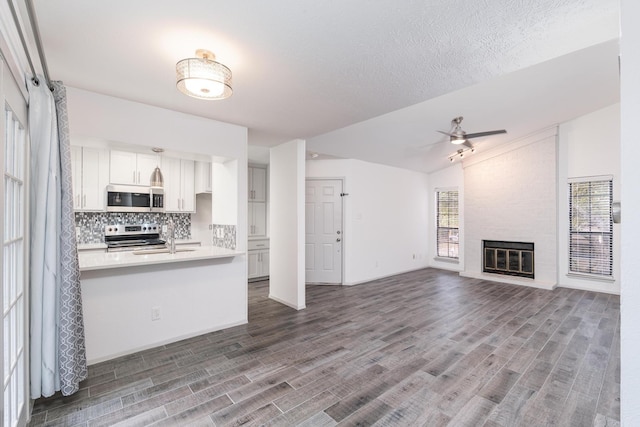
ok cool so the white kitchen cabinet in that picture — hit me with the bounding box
[71,146,110,211]
[248,201,266,236]
[248,165,266,202]
[248,239,269,280]
[162,156,195,212]
[109,150,159,186]
[195,161,212,194]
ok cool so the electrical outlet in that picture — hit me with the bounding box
[151,306,161,321]
[209,224,213,230]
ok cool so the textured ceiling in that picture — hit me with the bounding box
[30,0,620,171]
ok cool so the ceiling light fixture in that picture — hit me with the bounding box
[150,147,165,187]
[176,49,232,100]
[448,147,476,163]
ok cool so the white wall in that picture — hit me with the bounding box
[462,129,558,289]
[269,139,305,309]
[66,88,249,361]
[620,0,640,423]
[191,193,212,245]
[558,104,620,294]
[428,163,464,271]
[306,159,429,285]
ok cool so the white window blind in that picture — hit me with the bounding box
[436,190,459,259]
[569,179,613,276]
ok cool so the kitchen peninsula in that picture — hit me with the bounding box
[79,246,245,363]
[67,87,249,364]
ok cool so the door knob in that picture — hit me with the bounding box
[337,230,341,234]
[336,238,341,242]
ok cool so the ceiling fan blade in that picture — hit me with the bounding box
[437,130,457,137]
[465,130,507,139]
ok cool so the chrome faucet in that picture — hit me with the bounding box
[167,219,176,254]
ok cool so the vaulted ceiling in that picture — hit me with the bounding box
[31,0,620,172]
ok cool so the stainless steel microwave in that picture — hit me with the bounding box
[106,185,164,213]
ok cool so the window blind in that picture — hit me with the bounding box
[436,190,459,259]
[569,179,613,276]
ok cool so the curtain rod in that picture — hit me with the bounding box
[6,0,53,91]
[25,0,53,91]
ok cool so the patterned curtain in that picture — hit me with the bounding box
[28,79,87,398]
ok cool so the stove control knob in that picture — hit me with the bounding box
[142,226,147,231]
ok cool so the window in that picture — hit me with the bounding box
[3,107,27,426]
[436,190,459,259]
[569,178,613,277]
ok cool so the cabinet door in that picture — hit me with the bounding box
[71,146,82,209]
[180,159,195,212]
[248,251,260,279]
[258,250,269,277]
[136,153,160,186]
[109,150,138,185]
[252,202,267,236]
[250,166,267,202]
[81,147,109,210]
[161,156,181,212]
[248,202,267,236]
[195,161,212,193]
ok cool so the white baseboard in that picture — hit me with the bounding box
[269,294,306,310]
[343,266,431,286]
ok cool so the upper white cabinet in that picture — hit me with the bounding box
[109,150,159,186]
[162,157,195,212]
[248,166,266,202]
[195,161,212,194]
[71,146,110,211]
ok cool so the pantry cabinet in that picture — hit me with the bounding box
[248,166,266,201]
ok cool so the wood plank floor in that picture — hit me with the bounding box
[28,268,620,426]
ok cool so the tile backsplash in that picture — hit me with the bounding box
[75,212,191,244]
[212,224,236,250]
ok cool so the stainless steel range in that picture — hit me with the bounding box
[104,223,166,252]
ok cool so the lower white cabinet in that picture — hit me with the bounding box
[248,238,269,280]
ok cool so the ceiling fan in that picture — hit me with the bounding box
[437,116,507,148]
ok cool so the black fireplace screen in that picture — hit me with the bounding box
[483,240,534,279]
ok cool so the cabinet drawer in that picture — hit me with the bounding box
[248,239,269,250]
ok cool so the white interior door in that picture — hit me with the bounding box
[305,179,343,284]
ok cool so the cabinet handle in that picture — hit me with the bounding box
[133,171,136,182]
[83,194,86,207]
[182,198,185,210]
[138,171,141,183]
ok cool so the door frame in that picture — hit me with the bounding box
[305,177,346,285]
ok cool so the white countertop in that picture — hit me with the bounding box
[248,236,270,241]
[77,243,108,250]
[79,246,243,271]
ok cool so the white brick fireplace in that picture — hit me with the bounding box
[461,128,558,289]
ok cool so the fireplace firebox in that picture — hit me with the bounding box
[483,240,534,279]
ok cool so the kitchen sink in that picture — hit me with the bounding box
[132,247,197,255]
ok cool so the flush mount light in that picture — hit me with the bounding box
[176,49,232,100]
